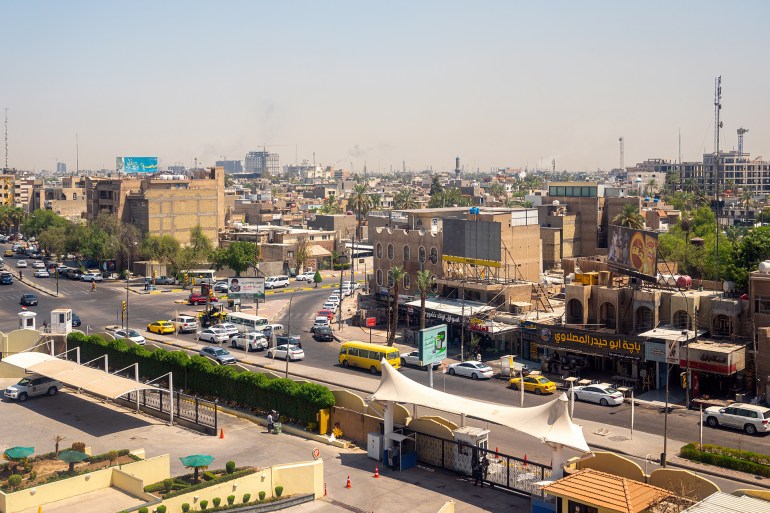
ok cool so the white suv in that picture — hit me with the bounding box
[80,272,103,282]
[705,402,770,435]
[265,275,289,289]
[231,332,269,352]
[5,375,62,402]
[171,315,198,334]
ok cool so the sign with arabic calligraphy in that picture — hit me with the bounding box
[534,325,644,359]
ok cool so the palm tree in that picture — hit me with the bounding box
[645,179,657,197]
[348,183,371,241]
[612,204,645,229]
[680,216,694,244]
[394,189,418,210]
[370,193,382,211]
[416,270,434,330]
[319,195,342,214]
[740,187,756,216]
[388,265,406,346]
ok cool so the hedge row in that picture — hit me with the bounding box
[67,332,335,425]
[679,443,770,477]
[157,469,257,499]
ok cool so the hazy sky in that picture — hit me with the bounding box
[2,1,769,173]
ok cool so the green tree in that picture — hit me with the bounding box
[427,188,471,208]
[416,270,434,330]
[142,235,181,278]
[292,233,310,273]
[213,241,258,276]
[369,193,382,210]
[318,195,343,214]
[313,270,322,288]
[612,204,645,229]
[21,209,68,237]
[429,176,444,196]
[725,226,770,290]
[393,189,418,210]
[388,266,407,346]
[38,224,69,257]
[486,182,506,201]
[348,183,372,241]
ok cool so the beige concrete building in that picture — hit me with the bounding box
[0,173,14,206]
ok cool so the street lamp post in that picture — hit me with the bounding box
[126,241,138,331]
[285,289,297,379]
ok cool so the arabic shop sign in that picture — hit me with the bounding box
[425,310,462,324]
[535,325,644,358]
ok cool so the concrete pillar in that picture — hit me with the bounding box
[384,400,394,450]
[550,444,565,480]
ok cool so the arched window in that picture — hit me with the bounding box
[376,243,382,259]
[403,245,410,261]
[673,310,691,330]
[419,246,426,263]
[387,244,394,260]
[376,269,383,286]
[635,306,653,331]
[430,275,438,294]
[601,303,616,330]
[567,299,583,324]
[429,247,438,264]
[403,273,410,289]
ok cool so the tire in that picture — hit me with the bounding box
[400,358,406,367]
[448,368,456,375]
[574,394,580,402]
[47,387,58,396]
[512,384,519,391]
[370,366,378,374]
[342,360,349,368]
[600,398,609,406]
[267,351,273,359]
[535,388,542,395]
[18,392,28,402]
[706,416,719,428]
[745,424,758,435]
[471,373,478,380]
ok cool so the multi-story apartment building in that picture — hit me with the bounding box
[215,160,243,173]
[244,151,279,178]
[0,174,13,206]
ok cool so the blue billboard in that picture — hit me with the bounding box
[117,156,158,173]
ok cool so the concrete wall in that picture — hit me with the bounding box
[572,451,645,482]
[271,459,324,499]
[648,468,719,501]
[332,390,367,413]
[330,406,383,446]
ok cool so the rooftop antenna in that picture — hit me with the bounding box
[713,76,723,282]
[3,108,7,170]
[737,127,749,155]
[619,136,624,170]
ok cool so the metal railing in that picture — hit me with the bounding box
[414,431,551,497]
[124,389,218,431]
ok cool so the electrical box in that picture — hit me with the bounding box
[367,432,383,461]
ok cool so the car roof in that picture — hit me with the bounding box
[729,402,770,412]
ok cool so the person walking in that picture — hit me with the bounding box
[481,455,490,486]
[267,411,274,434]
[91,280,96,292]
[472,456,482,487]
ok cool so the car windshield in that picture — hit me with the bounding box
[212,348,227,356]
[128,330,140,337]
[535,377,550,384]
[603,387,619,394]
[17,378,32,386]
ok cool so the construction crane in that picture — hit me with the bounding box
[737,127,749,155]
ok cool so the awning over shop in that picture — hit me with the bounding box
[638,327,706,341]
[404,298,494,325]
[679,340,746,376]
[2,352,159,399]
[308,245,332,257]
[371,361,591,454]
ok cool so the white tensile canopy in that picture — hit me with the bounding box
[371,360,591,454]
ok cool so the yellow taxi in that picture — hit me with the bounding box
[4,249,13,257]
[509,375,557,395]
[147,320,176,335]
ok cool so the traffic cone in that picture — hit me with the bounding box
[345,475,352,488]
[523,454,528,467]
[495,447,501,459]
[373,465,380,478]
[219,428,224,439]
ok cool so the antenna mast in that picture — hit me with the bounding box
[619,136,624,170]
[713,76,722,281]
[3,108,7,170]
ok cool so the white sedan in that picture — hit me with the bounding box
[266,344,305,361]
[114,329,147,345]
[16,260,28,268]
[32,261,46,269]
[295,271,315,282]
[568,383,624,406]
[33,269,50,278]
[400,350,440,370]
[447,361,495,380]
[197,327,229,344]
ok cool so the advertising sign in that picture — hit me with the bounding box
[418,324,448,366]
[366,317,376,327]
[607,225,659,278]
[665,339,680,365]
[227,277,265,300]
[117,156,159,174]
[532,324,644,359]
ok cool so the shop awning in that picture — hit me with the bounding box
[404,297,494,324]
[680,340,746,376]
[371,361,591,454]
[308,245,332,257]
[638,327,706,341]
[2,352,159,399]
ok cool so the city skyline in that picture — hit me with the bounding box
[2,1,769,173]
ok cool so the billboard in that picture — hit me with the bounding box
[227,277,265,300]
[532,324,644,359]
[442,219,501,263]
[607,225,659,277]
[117,156,159,174]
[418,324,448,366]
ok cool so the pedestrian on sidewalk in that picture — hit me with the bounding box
[91,281,96,292]
[481,455,489,484]
[267,411,274,433]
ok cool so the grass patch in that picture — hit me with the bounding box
[680,443,770,477]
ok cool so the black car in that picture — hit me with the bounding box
[312,326,334,342]
[71,313,81,327]
[20,294,38,306]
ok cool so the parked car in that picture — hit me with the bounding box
[704,403,770,435]
[342,280,361,290]
[568,383,624,406]
[16,259,27,268]
[447,361,494,380]
[310,316,331,333]
[197,327,229,344]
[1,271,13,285]
[4,375,62,402]
[20,293,38,306]
[313,325,335,341]
[400,350,440,370]
[114,329,147,345]
[231,332,269,352]
[147,320,176,334]
[327,295,341,304]
[266,344,305,361]
[67,269,83,280]
[317,309,334,320]
[322,302,338,313]
[188,293,217,305]
[31,260,45,269]
[295,271,315,282]
[80,272,103,282]
[170,315,198,334]
[214,281,229,293]
[509,375,558,395]
[33,269,50,278]
[154,276,176,285]
[199,346,237,365]
[214,322,239,339]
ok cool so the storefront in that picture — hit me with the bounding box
[680,341,747,400]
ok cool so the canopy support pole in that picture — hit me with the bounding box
[384,400,394,451]
[551,444,565,480]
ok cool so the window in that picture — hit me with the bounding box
[568,501,598,513]
[419,246,426,263]
[403,274,410,289]
[348,348,359,357]
[567,299,583,324]
[429,247,438,264]
[387,244,394,260]
[673,310,691,330]
[713,314,731,337]
[635,306,653,330]
[376,243,383,259]
[376,269,383,286]
[755,296,770,314]
[403,245,410,261]
[601,303,616,329]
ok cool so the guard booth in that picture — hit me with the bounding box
[452,426,490,473]
[18,311,36,330]
[384,429,417,471]
[50,309,72,334]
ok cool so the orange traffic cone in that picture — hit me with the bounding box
[495,446,501,459]
[345,475,352,488]
[523,454,528,467]
[219,428,224,439]
[373,465,380,478]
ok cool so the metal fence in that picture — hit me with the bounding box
[124,389,218,432]
[414,431,551,497]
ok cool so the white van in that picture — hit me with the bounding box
[265,275,290,289]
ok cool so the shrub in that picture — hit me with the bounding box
[138,508,148,513]
[275,485,283,497]
[258,491,266,501]
[227,495,235,505]
[156,506,166,513]
[27,471,37,481]
[199,499,208,510]
[212,497,221,507]
[243,493,251,503]
[8,474,22,489]
[202,471,216,481]
[680,443,770,477]
[163,478,175,493]
[161,469,256,500]
[181,503,190,512]
[71,442,86,453]
[107,450,119,465]
[225,460,236,474]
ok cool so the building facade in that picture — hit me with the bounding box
[244,151,279,178]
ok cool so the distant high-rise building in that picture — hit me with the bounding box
[244,151,279,178]
[216,159,243,173]
[56,162,67,174]
[167,165,186,174]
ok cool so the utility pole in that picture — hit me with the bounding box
[713,76,723,281]
[460,281,465,361]
[619,136,624,170]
